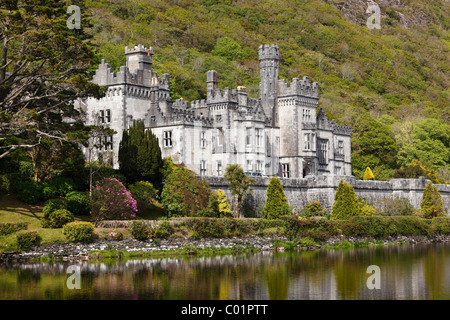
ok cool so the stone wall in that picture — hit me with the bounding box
[202,175,450,217]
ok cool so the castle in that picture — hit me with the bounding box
[82,44,352,179]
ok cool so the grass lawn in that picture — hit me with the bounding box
[0,194,145,252]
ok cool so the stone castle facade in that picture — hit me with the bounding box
[82,44,352,178]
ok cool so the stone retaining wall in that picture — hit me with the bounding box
[202,175,450,217]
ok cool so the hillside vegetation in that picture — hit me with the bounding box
[85,0,449,181]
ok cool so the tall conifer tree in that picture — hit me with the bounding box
[263,177,290,219]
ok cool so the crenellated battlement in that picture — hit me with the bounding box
[331,120,352,136]
[258,44,280,61]
[277,76,319,99]
[125,44,153,56]
[190,99,207,109]
[207,87,238,105]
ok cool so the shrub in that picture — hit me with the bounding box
[186,218,226,238]
[161,161,211,217]
[63,222,95,242]
[263,177,291,219]
[363,167,375,180]
[421,182,444,219]
[377,197,416,216]
[47,209,74,228]
[331,180,361,220]
[152,221,173,239]
[130,221,150,241]
[205,189,233,218]
[90,177,138,224]
[43,198,67,219]
[51,177,76,196]
[66,191,90,216]
[16,181,42,205]
[0,222,28,236]
[16,231,42,251]
[128,181,158,213]
[41,182,58,200]
[302,201,327,218]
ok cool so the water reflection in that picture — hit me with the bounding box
[2,243,450,300]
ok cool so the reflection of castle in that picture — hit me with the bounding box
[83,44,352,178]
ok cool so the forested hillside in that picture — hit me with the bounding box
[85,0,449,181]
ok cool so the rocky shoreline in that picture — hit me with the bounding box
[2,234,450,263]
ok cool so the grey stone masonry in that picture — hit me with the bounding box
[202,176,450,217]
[84,44,352,179]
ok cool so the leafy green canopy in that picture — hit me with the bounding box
[0,0,105,160]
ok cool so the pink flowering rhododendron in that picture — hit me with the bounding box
[90,177,138,223]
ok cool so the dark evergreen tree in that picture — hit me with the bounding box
[263,177,290,219]
[118,121,162,186]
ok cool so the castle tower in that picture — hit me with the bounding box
[258,44,279,125]
[125,44,153,74]
[206,70,218,100]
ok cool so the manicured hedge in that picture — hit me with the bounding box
[63,222,95,242]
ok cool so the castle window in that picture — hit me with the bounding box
[335,166,342,175]
[255,128,263,147]
[304,133,315,150]
[151,116,156,122]
[105,109,111,123]
[247,160,252,172]
[105,135,113,150]
[337,140,344,155]
[163,131,173,148]
[256,160,263,173]
[318,139,328,165]
[217,128,223,146]
[302,109,312,122]
[282,163,290,178]
[200,160,207,176]
[99,110,105,124]
[200,131,207,148]
[246,127,252,146]
[216,161,222,176]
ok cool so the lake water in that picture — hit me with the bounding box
[1,243,450,300]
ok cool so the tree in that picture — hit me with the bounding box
[263,177,290,219]
[363,167,375,180]
[211,37,248,61]
[118,120,162,186]
[331,180,361,220]
[90,177,137,224]
[0,0,104,160]
[160,160,211,217]
[224,164,254,218]
[421,182,444,219]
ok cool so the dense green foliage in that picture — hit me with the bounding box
[16,231,42,251]
[130,221,151,241]
[118,121,163,186]
[0,222,28,236]
[63,222,95,243]
[161,159,211,217]
[300,201,328,218]
[224,164,254,217]
[85,0,449,182]
[128,181,158,213]
[421,182,444,219]
[43,199,67,219]
[331,180,361,220]
[45,209,75,229]
[263,177,290,219]
[66,192,91,216]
